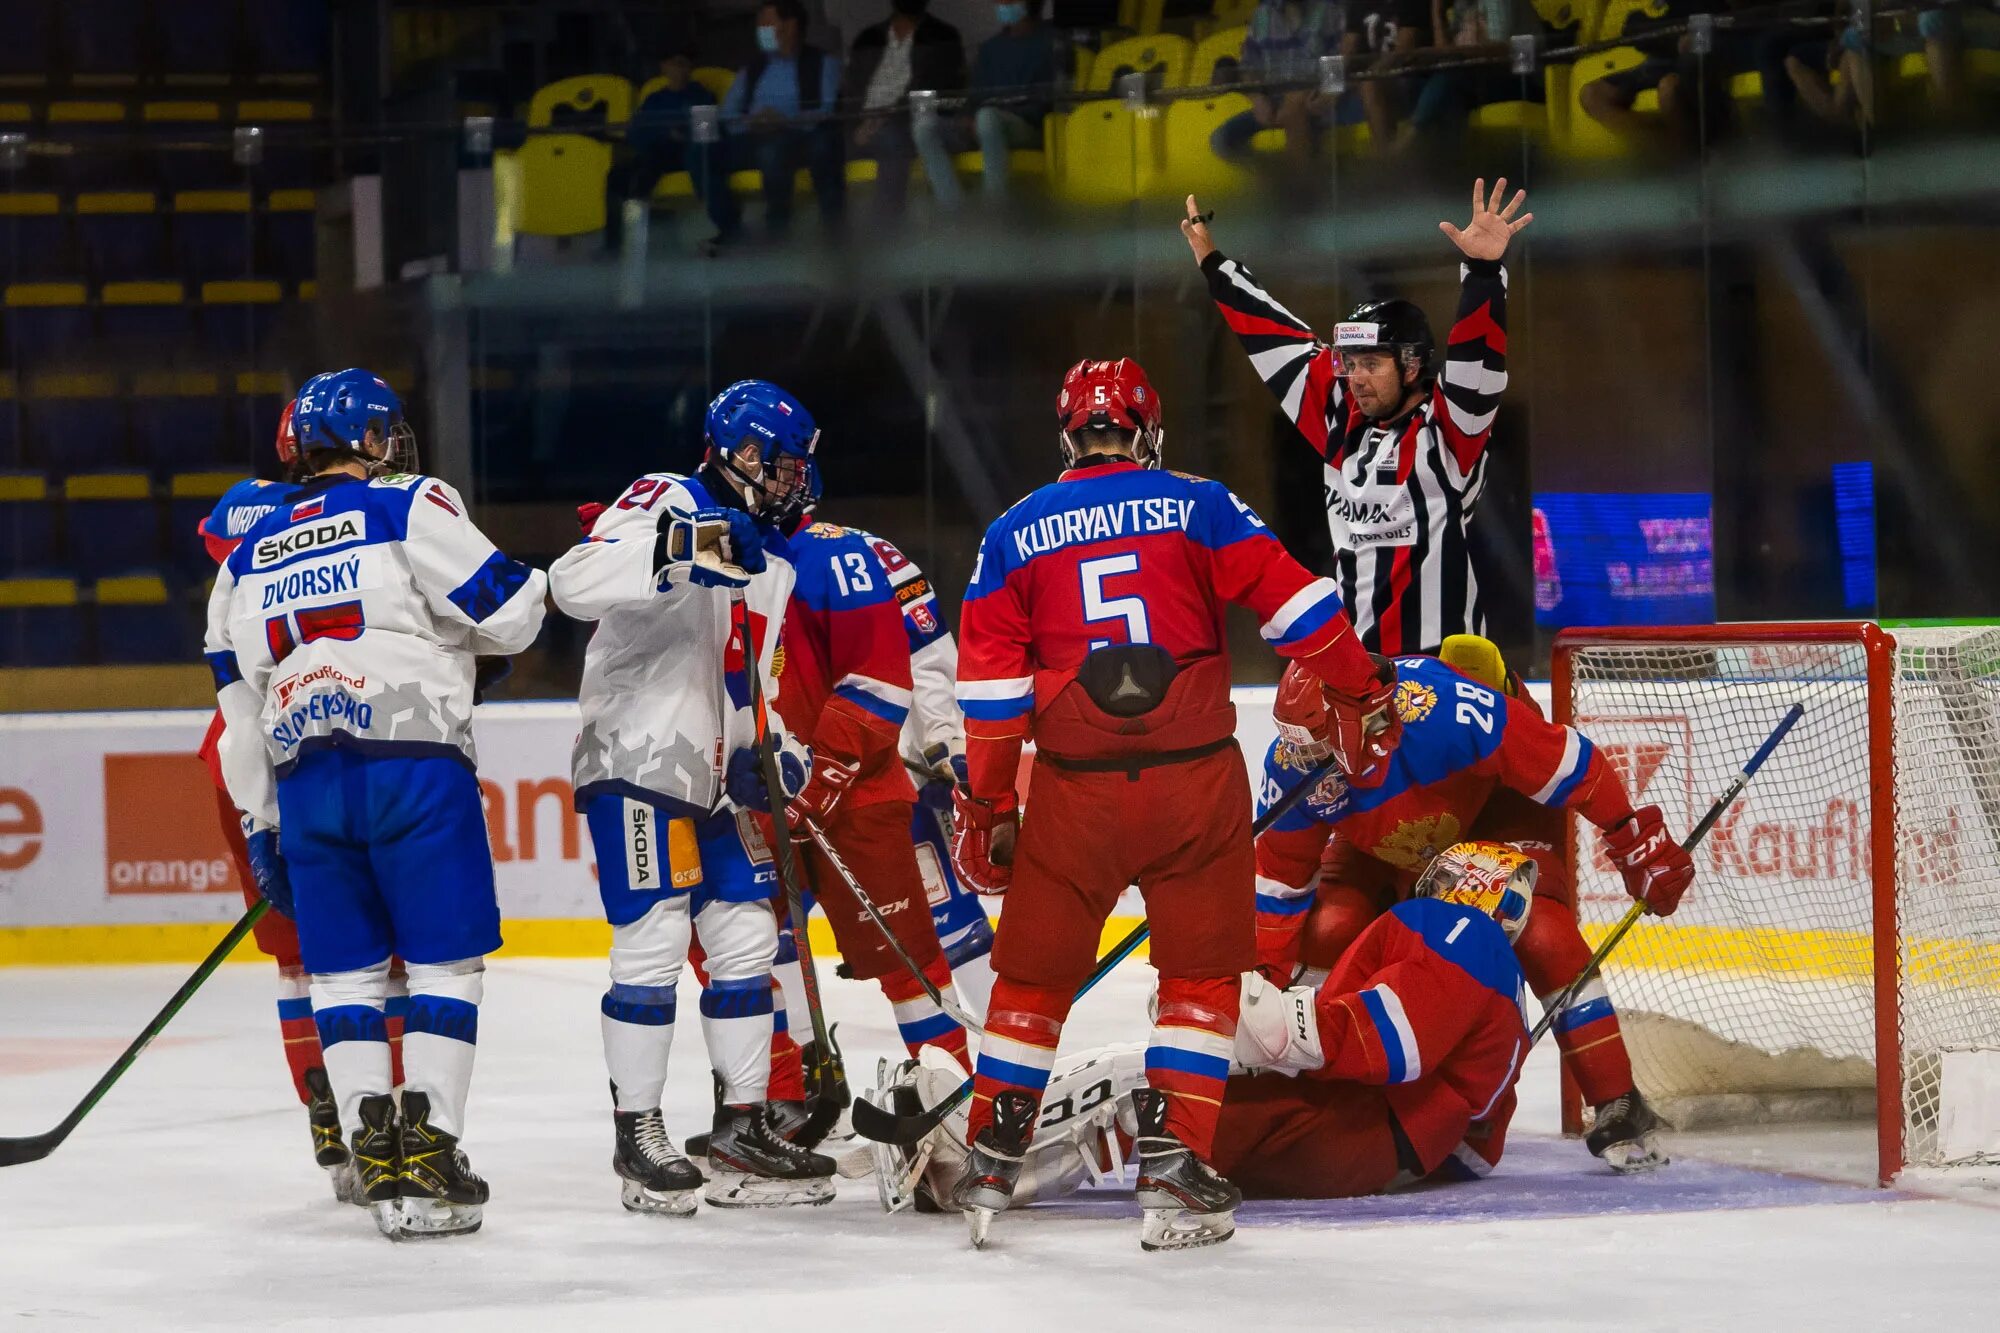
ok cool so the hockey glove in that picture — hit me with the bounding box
[950,789,1017,896]
[1602,804,1695,916]
[1322,656,1402,789]
[787,749,859,836]
[241,818,295,920]
[917,748,969,817]
[726,744,807,813]
[655,507,766,590]
[1232,971,1324,1076]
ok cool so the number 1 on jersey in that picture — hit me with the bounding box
[1079,552,1151,650]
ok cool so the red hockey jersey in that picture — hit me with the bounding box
[956,458,1373,805]
[775,519,918,808]
[1308,896,1529,1180]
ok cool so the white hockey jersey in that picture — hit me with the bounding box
[549,471,799,818]
[204,472,549,827]
[869,534,966,775]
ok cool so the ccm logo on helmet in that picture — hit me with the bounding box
[252,515,368,569]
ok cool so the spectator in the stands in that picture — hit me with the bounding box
[1575,0,1764,151]
[1343,0,1435,149]
[1400,0,1548,150]
[1786,5,2000,131]
[912,0,1059,209]
[625,43,722,207]
[716,0,846,243]
[841,0,966,220]
[1209,0,1344,173]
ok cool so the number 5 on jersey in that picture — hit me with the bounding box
[1080,553,1150,650]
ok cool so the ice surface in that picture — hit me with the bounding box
[4,959,1999,1331]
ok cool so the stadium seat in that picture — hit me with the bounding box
[1210,0,1260,25]
[1558,46,1652,157]
[1118,0,1166,35]
[143,102,233,190]
[76,192,165,281]
[528,75,633,131]
[248,3,330,83]
[0,193,69,280]
[196,280,282,358]
[1589,0,1668,41]
[1083,33,1192,94]
[1053,100,1162,204]
[160,1,239,82]
[232,372,289,466]
[63,472,158,578]
[131,371,225,475]
[0,378,18,467]
[689,67,736,102]
[95,572,182,662]
[168,469,237,576]
[100,281,191,347]
[4,284,92,369]
[0,0,54,86]
[236,101,317,186]
[0,576,83,665]
[1189,25,1246,86]
[0,473,53,575]
[62,0,143,84]
[1161,94,1256,199]
[173,191,255,281]
[264,189,316,280]
[516,135,612,237]
[48,101,136,189]
[29,373,125,472]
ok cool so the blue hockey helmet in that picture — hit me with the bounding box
[293,368,417,476]
[703,379,819,517]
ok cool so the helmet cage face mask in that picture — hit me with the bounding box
[1413,840,1537,943]
[712,432,817,517]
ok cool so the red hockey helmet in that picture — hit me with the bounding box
[1057,358,1164,469]
[274,397,300,471]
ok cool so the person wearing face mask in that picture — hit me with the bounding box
[839,0,966,220]
[1181,181,1531,659]
[911,0,1058,210]
[715,0,847,243]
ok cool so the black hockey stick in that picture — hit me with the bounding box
[850,749,1342,1147]
[731,592,847,1112]
[1527,701,1805,1049]
[0,900,270,1168]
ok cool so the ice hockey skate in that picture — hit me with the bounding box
[952,1089,1036,1249]
[1587,1089,1670,1174]
[703,1103,836,1208]
[1131,1089,1239,1252]
[348,1094,403,1238]
[613,1105,704,1217]
[394,1091,488,1238]
[302,1067,360,1204]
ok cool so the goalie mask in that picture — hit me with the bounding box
[704,378,819,519]
[1414,841,1536,942]
[1057,358,1164,470]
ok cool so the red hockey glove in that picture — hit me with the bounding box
[950,789,1017,896]
[1602,804,1695,916]
[787,750,859,838]
[1322,656,1402,788]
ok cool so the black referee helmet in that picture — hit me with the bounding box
[1335,299,1436,383]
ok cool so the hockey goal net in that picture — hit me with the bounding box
[1552,622,2000,1183]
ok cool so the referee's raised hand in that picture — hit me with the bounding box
[1440,177,1533,262]
[1180,194,1217,265]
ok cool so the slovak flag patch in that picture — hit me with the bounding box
[290,498,324,522]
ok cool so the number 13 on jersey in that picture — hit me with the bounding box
[1079,552,1151,650]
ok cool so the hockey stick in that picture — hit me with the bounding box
[0,900,270,1168]
[731,592,845,1108]
[1528,701,1806,1049]
[850,749,1344,1146]
[800,818,988,1035]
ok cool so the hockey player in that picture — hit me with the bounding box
[873,840,1537,1209]
[204,368,547,1239]
[1254,648,1696,1171]
[549,379,837,1216]
[1183,181,1529,656]
[948,356,1393,1251]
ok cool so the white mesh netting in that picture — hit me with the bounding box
[1562,625,2000,1170]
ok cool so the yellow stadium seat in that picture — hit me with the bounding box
[1212,0,1261,24]
[1590,0,1668,42]
[234,100,315,122]
[1054,100,1162,205]
[1085,33,1193,94]
[690,67,736,102]
[1558,46,1651,156]
[1190,26,1247,87]
[527,74,633,129]
[142,101,221,126]
[1467,99,1548,139]
[169,470,240,499]
[516,134,612,236]
[1119,0,1166,34]
[1160,94,1255,199]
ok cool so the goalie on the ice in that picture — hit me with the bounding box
[876,840,1540,1208]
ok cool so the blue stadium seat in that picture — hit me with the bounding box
[49,102,139,190]
[0,382,19,467]
[0,1,54,83]
[197,280,281,358]
[95,573,183,662]
[249,4,329,80]
[63,472,158,578]
[237,102,318,187]
[0,577,84,665]
[76,192,165,280]
[26,373,125,472]
[232,373,288,467]
[264,189,316,279]
[168,470,237,578]
[0,194,70,281]
[63,1,143,82]
[132,372,226,475]
[172,191,255,280]
[143,102,235,191]
[160,1,239,82]
[0,473,53,575]
[99,281,191,346]
[5,283,92,366]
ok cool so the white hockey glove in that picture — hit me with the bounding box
[655,507,766,590]
[1232,971,1325,1077]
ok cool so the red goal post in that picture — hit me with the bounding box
[1551,621,2000,1185]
